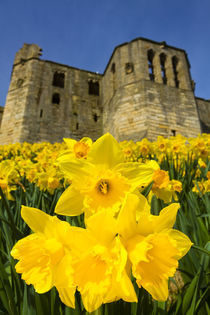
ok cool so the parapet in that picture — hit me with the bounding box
[14,43,43,65]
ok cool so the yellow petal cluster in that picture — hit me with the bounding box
[11,194,192,312]
[10,133,194,313]
[55,134,159,218]
[118,194,192,301]
[148,169,183,203]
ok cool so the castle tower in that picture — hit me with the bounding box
[0,44,44,143]
[102,38,202,141]
[0,44,102,144]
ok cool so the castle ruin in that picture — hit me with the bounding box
[0,37,209,144]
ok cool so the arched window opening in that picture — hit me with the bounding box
[52,72,65,88]
[93,113,98,122]
[52,93,60,104]
[76,122,79,130]
[147,49,155,81]
[111,63,116,73]
[160,53,167,85]
[172,56,179,88]
[40,109,43,118]
[88,80,99,96]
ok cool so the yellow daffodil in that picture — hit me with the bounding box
[11,206,76,308]
[55,133,159,218]
[149,170,182,203]
[198,158,207,169]
[136,138,151,158]
[117,194,193,301]
[11,206,137,312]
[69,209,137,312]
[120,140,138,161]
[192,179,210,194]
[152,169,169,189]
[62,137,92,159]
[0,160,19,200]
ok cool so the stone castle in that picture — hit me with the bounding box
[0,37,209,144]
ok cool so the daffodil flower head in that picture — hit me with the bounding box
[63,137,92,159]
[11,206,76,308]
[69,209,137,312]
[55,133,159,218]
[117,193,193,301]
[0,160,19,200]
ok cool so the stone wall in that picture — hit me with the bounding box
[196,98,210,133]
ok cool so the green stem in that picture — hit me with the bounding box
[192,244,210,256]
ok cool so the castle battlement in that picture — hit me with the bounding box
[0,37,209,144]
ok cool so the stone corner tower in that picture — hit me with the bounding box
[102,37,202,141]
[0,43,43,144]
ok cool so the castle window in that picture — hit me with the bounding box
[88,80,99,96]
[111,63,116,73]
[160,53,167,84]
[125,62,134,74]
[172,56,179,88]
[40,109,43,118]
[147,49,155,81]
[52,72,65,88]
[93,113,98,122]
[52,93,60,104]
[171,129,176,136]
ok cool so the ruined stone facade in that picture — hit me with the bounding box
[0,37,209,144]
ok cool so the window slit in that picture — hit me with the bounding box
[147,49,155,81]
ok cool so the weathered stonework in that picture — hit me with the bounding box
[0,37,209,144]
[195,97,210,133]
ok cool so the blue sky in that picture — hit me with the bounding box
[0,0,210,106]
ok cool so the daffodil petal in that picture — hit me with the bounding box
[104,270,137,303]
[80,137,93,146]
[82,290,104,313]
[63,138,77,148]
[114,160,159,188]
[57,157,94,182]
[141,278,169,301]
[21,206,50,233]
[86,209,118,245]
[87,133,124,168]
[133,190,150,220]
[55,255,76,309]
[66,227,96,255]
[57,286,76,309]
[137,212,156,236]
[154,203,180,232]
[168,229,193,259]
[55,186,84,216]
[137,203,180,236]
[117,194,139,239]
